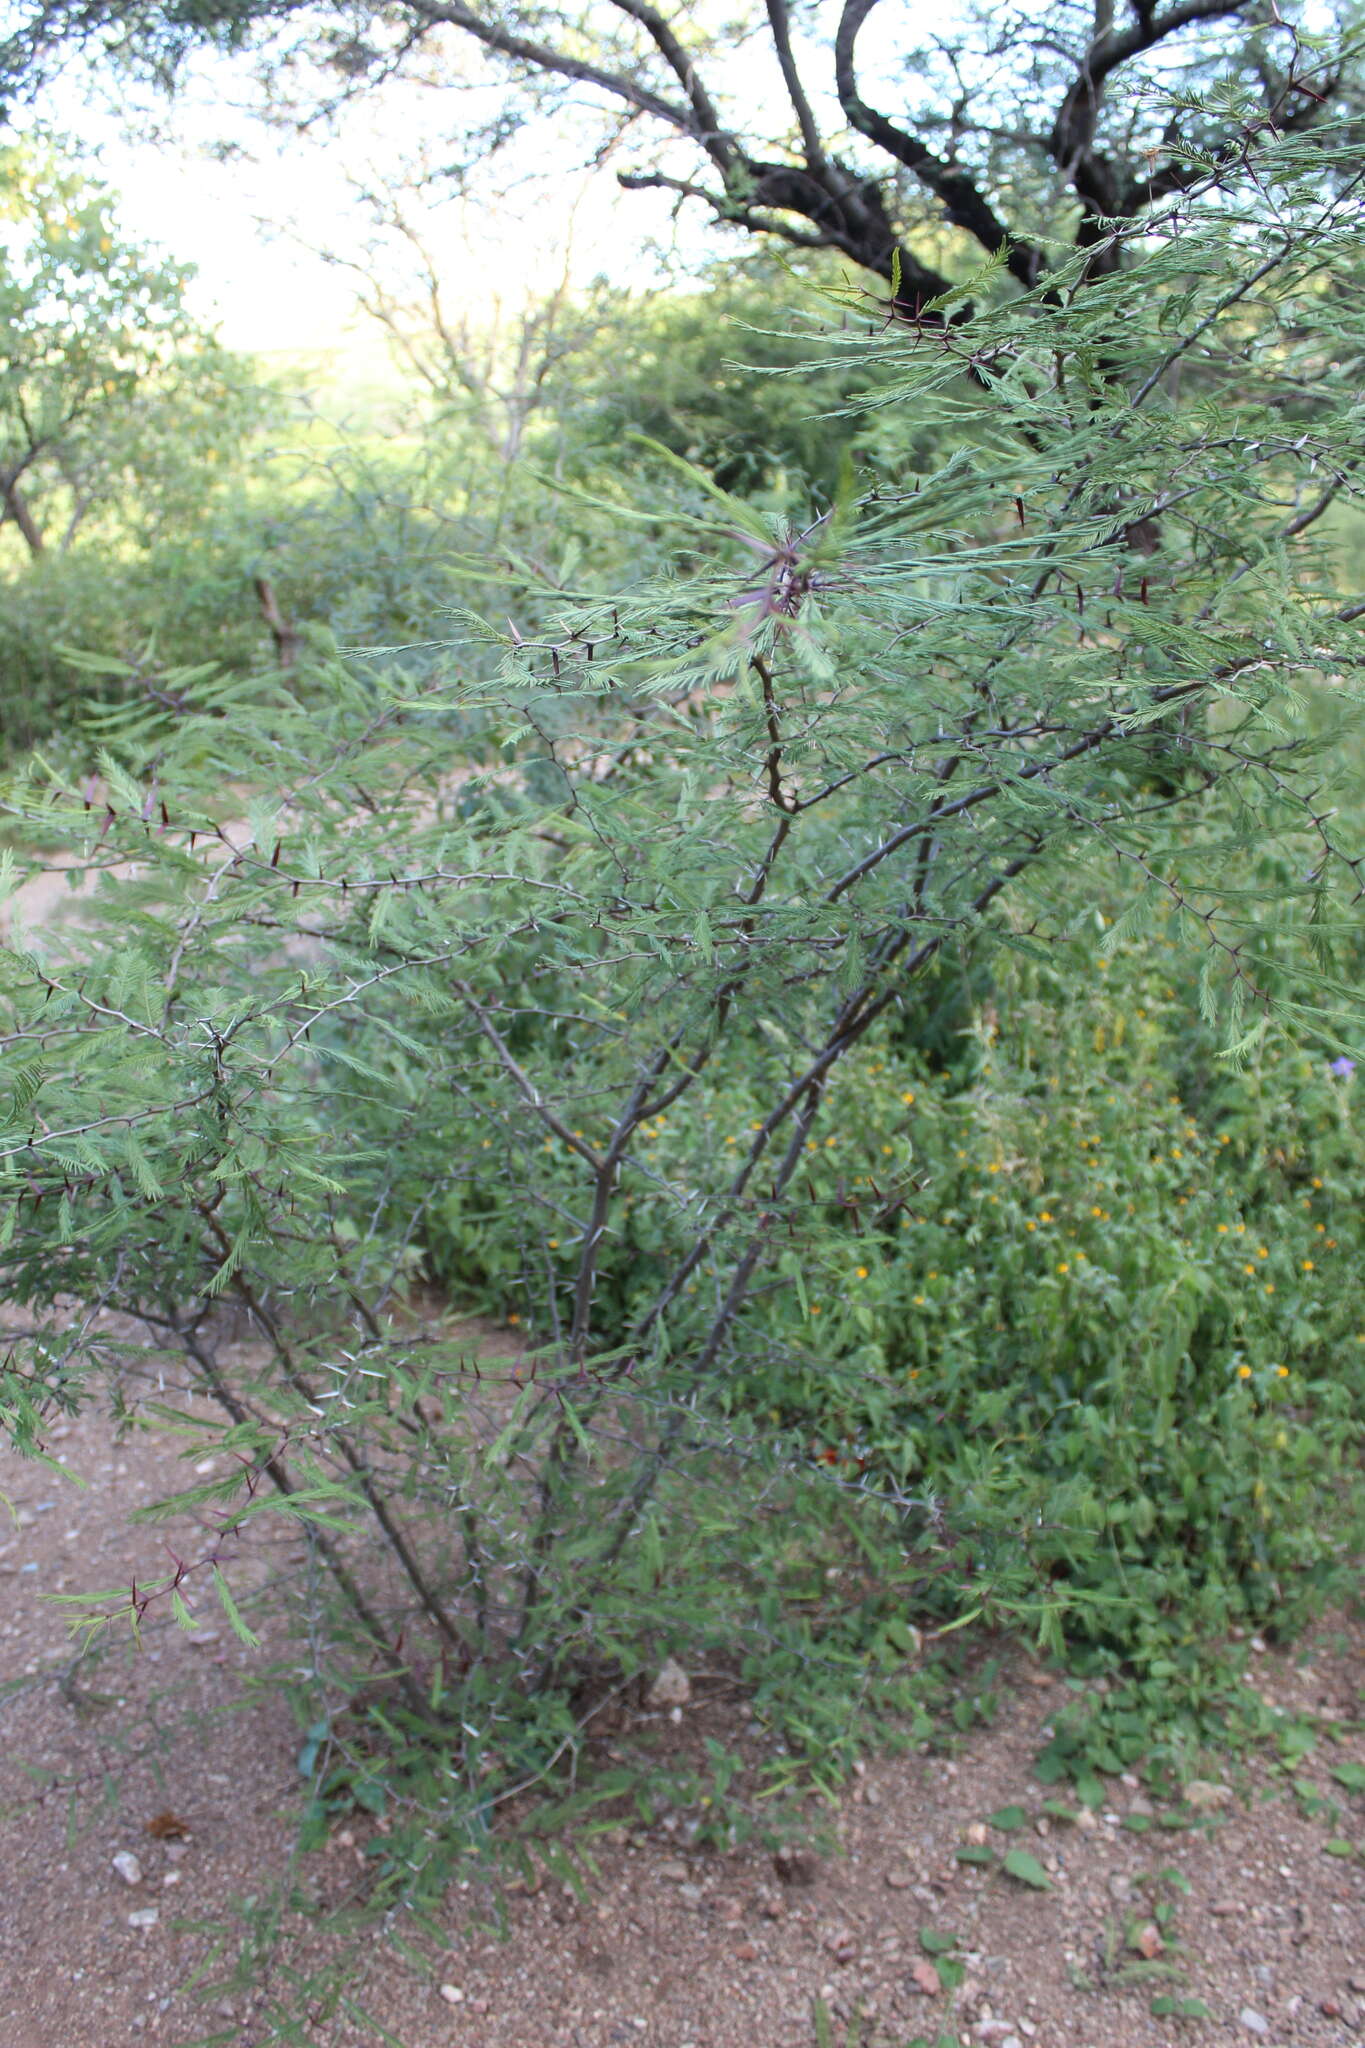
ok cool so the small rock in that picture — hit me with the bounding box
[645,1658,691,1709]
[1075,1808,1098,1833]
[1239,2009,1270,2037]
[126,1908,159,1930]
[1107,1874,1132,1902]
[824,1926,858,1964]
[1133,1921,1164,1959]
[163,1842,188,1864]
[885,1867,913,1889]
[1185,1779,1233,1810]
[1319,1999,1341,2020]
[908,1959,941,1997]
[963,1821,989,1846]
[112,1852,144,1887]
[1209,1899,1241,1917]
[1348,1975,1365,1996]
[438,1984,464,2005]
[772,1845,820,1887]
[733,1941,758,1962]
[658,1860,689,1883]
[678,1883,702,1905]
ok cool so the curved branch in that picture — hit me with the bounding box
[764,0,827,168]
[607,0,735,168]
[409,0,694,131]
[1050,0,1249,224]
[834,0,1045,287]
[617,166,828,248]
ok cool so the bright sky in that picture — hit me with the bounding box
[46,55,704,356]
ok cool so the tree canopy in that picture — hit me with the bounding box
[2,0,1358,307]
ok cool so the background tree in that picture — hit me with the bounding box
[0,142,276,743]
[0,137,248,558]
[1,0,1356,309]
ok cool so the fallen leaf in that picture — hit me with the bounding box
[1001,1847,1053,1890]
[145,1811,190,1840]
[987,1804,1028,1832]
[918,1926,958,1955]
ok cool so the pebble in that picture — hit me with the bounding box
[884,1868,913,1889]
[127,1908,159,1930]
[112,1852,144,1887]
[645,1658,690,1709]
[658,1861,689,1883]
[1239,2009,1270,2036]
[438,1985,464,2006]
[1185,1779,1233,1810]
[824,1926,858,1964]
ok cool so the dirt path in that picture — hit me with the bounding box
[1,1397,1361,2048]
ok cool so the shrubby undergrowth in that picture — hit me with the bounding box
[1,112,1363,1935]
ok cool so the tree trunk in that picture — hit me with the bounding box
[1,475,46,557]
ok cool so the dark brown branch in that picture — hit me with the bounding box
[0,473,45,557]
[254,577,301,671]
[764,0,827,169]
[607,0,734,169]
[408,0,694,130]
[834,0,1046,288]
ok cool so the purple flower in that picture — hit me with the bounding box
[1328,1056,1356,1079]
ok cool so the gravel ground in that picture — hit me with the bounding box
[2,1398,1361,2048]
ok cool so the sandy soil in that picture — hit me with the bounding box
[1,1397,1361,2048]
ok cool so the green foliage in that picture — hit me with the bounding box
[0,110,1362,1963]
[565,257,877,499]
[0,137,272,744]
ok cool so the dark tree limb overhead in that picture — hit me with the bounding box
[0,0,1350,308]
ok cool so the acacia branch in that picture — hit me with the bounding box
[408,0,694,130]
[834,0,1045,288]
[764,0,826,168]
[607,0,734,168]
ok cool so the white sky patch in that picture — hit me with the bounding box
[35,54,714,355]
